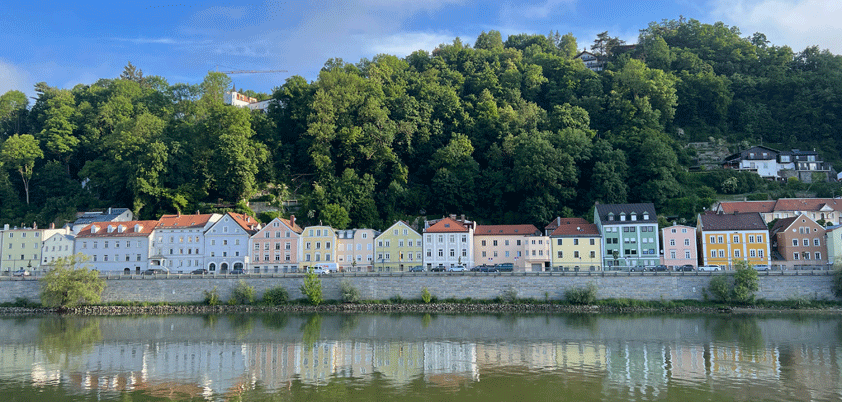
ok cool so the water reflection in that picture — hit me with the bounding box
[0,313,839,401]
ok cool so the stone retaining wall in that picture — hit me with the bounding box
[0,272,835,304]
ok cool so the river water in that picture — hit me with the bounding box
[0,312,839,401]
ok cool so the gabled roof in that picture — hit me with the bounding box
[550,219,600,237]
[156,214,218,229]
[718,201,776,214]
[595,203,657,224]
[774,198,842,212]
[699,213,767,231]
[227,212,261,234]
[45,233,75,242]
[770,216,798,236]
[77,220,158,238]
[474,224,541,236]
[277,217,303,233]
[545,217,589,231]
[377,221,420,239]
[425,217,469,233]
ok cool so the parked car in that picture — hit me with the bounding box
[191,268,208,275]
[650,265,669,272]
[409,266,425,272]
[230,268,246,275]
[677,265,695,272]
[495,263,514,272]
[480,265,499,272]
[430,265,447,272]
[698,265,720,271]
[629,266,646,272]
[447,265,467,272]
[12,269,30,277]
[142,268,168,275]
[753,264,770,271]
[311,268,329,275]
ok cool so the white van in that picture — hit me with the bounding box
[698,265,720,271]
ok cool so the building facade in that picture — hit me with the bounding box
[338,229,378,272]
[1,224,69,273]
[150,214,222,273]
[204,212,260,274]
[40,233,75,268]
[473,224,547,272]
[374,221,422,272]
[74,221,157,274]
[423,216,474,269]
[548,218,602,271]
[826,225,842,266]
[250,216,302,274]
[661,223,697,268]
[299,225,338,271]
[697,213,770,268]
[594,203,660,269]
[771,214,827,268]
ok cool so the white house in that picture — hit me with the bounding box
[41,233,75,268]
[423,215,475,269]
[74,220,157,274]
[204,212,261,274]
[150,214,222,273]
[1,223,69,273]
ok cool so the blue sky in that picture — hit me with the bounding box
[1,0,839,98]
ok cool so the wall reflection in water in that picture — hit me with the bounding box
[0,313,839,401]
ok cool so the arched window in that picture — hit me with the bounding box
[209,262,217,271]
[123,268,131,275]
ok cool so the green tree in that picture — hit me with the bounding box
[0,90,29,136]
[228,280,256,305]
[0,134,43,204]
[40,254,106,308]
[732,260,759,304]
[300,268,323,306]
[35,88,79,167]
[321,203,350,229]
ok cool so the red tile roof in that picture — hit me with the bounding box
[77,220,159,237]
[774,198,842,212]
[550,220,600,236]
[474,224,541,236]
[425,217,469,233]
[719,201,776,214]
[545,217,590,230]
[156,214,217,229]
[228,212,261,234]
[278,217,303,233]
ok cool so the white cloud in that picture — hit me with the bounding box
[709,0,842,53]
[365,32,457,56]
[0,59,32,97]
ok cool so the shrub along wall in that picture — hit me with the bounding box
[0,272,835,304]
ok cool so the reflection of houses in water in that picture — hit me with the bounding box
[606,342,668,397]
[476,342,559,370]
[245,342,297,390]
[778,344,842,402]
[295,341,340,384]
[424,341,478,388]
[707,344,779,381]
[556,342,607,373]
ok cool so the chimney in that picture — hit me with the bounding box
[450,214,456,220]
[290,215,296,228]
[3,224,8,230]
[108,207,112,215]
[461,214,466,222]
[50,223,55,229]
[33,222,37,229]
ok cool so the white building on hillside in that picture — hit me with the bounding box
[150,214,221,273]
[41,233,75,268]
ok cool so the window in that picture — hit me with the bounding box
[717,236,724,244]
[573,239,579,245]
[816,252,822,260]
[493,251,498,257]
[557,251,563,258]
[482,251,487,257]
[718,250,724,258]
[734,249,740,257]
[685,251,691,259]
[516,240,521,246]
[803,239,809,246]
[574,251,580,258]
[814,238,820,246]
[556,239,562,246]
[670,251,676,259]
[684,239,690,246]
[711,250,716,258]
[793,252,800,260]
[449,249,455,257]
[590,239,595,245]
[733,235,739,243]
[492,240,498,246]
[757,235,763,243]
[710,236,715,244]
[792,239,799,246]
[669,239,675,246]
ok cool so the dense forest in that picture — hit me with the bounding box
[1,18,842,230]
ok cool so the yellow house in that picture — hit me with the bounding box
[548,218,602,271]
[375,221,422,272]
[1,224,69,273]
[299,225,338,271]
[697,213,770,269]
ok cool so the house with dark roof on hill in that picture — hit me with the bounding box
[721,146,832,182]
[697,212,770,269]
[71,207,133,234]
[594,203,660,269]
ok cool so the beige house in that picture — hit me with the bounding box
[473,224,549,272]
[337,228,378,272]
[548,218,602,271]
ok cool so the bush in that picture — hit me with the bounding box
[501,287,518,303]
[389,295,405,304]
[340,281,360,303]
[732,264,759,304]
[565,283,598,305]
[262,286,289,305]
[228,280,256,305]
[40,254,106,308]
[833,269,842,299]
[421,287,433,304]
[204,287,221,306]
[708,276,731,303]
[300,268,323,306]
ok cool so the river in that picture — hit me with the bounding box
[0,312,839,401]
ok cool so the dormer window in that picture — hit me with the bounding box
[107,225,114,233]
[444,224,450,228]
[91,225,99,234]
[117,225,125,233]
[607,213,614,221]
[133,224,141,232]
[620,213,626,222]
[631,213,637,221]
[643,213,649,220]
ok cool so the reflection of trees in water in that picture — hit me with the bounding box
[260,313,289,330]
[422,313,432,328]
[38,317,102,365]
[228,314,254,340]
[707,316,764,357]
[339,314,359,336]
[564,313,598,333]
[301,314,322,352]
[202,314,218,329]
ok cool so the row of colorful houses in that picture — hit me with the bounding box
[3,199,842,275]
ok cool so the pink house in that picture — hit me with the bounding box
[661,223,697,268]
[249,215,303,273]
